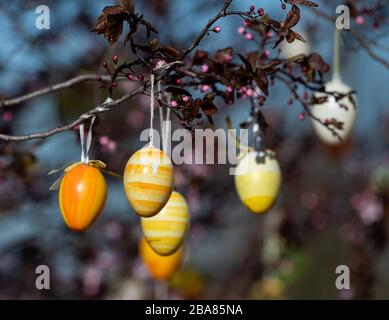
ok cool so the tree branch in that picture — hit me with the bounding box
[0,85,145,142]
[180,0,233,59]
[0,74,121,109]
[310,7,389,70]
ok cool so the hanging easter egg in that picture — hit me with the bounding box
[139,237,183,281]
[234,150,281,214]
[141,191,190,256]
[124,145,174,217]
[311,77,357,146]
[59,163,107,231]
[279,31,311,59]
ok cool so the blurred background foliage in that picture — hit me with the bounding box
[0,0,388,299]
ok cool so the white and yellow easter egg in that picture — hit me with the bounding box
[234,151,281,214]
[124,145,174,217]
[141,191,190,256]
[311,77,357,146]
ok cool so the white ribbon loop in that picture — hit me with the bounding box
[80,116,96,163]
[149,73,155,146]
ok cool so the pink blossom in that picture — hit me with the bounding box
[2,111,13,122]
[224,54,233,63]
[351,191,383,225]
[201,64,209,73]
[99,136,110,146]
[355,16,365,25]
[107,141,117,152]
[245,32,254,40]
[201,85,210,92]
[238,27,246,35]
[213,26,221,33]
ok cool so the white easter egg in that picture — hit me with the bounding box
[279,32,311,59]
[311,77,357,145]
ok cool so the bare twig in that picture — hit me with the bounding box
[0,74,118,109]
[310,7,389,70]
[276,75,343,141]
[180,0,234,59]
[0,85,145,142]
[349,28,389,69]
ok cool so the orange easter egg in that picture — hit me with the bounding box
[124,145,174,217]
[59,163,107,231]
[139,238,182,281]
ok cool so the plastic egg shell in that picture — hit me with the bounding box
[311,77,357,146]
[59,163,107,231]
[234,151,281,214]
[139,237,183,281]
[141,191,190,256]
[124,145,174,218]
[279,31,311,59]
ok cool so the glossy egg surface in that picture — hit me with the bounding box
[141,191,189,256]
[139,237,182,281]
[124,145,174,217]
[234,151,281,214]
[59,163,107,231]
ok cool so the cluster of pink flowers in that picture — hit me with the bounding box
[99,135,117,153]
[237,26,254,41]
[239,86,254,99]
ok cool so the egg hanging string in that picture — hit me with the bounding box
[150,60,182,150]
[158,79,163,148]
[157,80,171,153]
[149,73,156,147]
[79,97,114,163]
[250,98,264,157]
[332,28,341,81]
[164,98,171,154]
[79,116,96,164]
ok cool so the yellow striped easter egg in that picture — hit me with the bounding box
[124,145,174,217]
[141,191,190,256]
[234,151,281,214]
